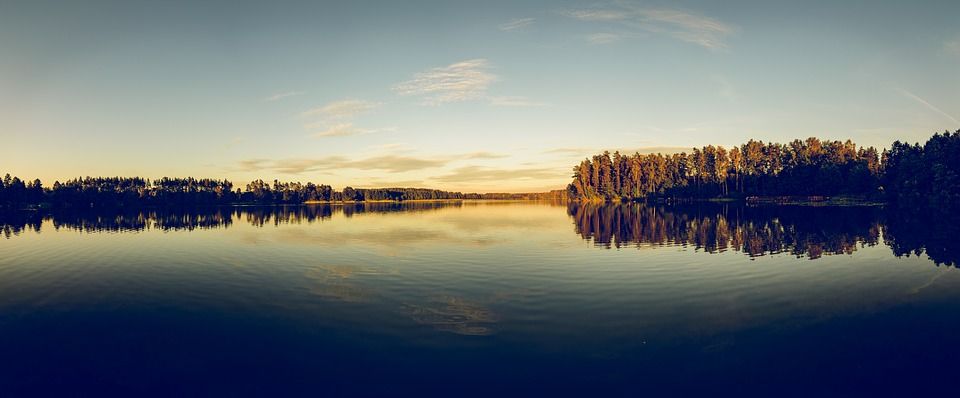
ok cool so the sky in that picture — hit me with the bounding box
[1,0,959,192]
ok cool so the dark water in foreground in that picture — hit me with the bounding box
[2,201,959,396]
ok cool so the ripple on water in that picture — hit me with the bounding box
[402,296,499,336]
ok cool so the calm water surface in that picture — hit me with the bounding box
[1,201,958,395]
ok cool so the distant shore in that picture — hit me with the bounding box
[575,195,886,207]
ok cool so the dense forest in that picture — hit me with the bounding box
[567,130,960,206]
[0,175,565,209]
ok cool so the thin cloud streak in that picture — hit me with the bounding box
[356,179,428,189]
[499,18,535,31]
[586,32,623,44]
[301,99,389,138]
[307,123,397,138]
[393,59,497,105]
[264,91,304,101]
[238,151,509,175]
[899,89,960,125]
[945,39,960,55]
[563,2,736,50]
[432,166,563,183]
[489,96,547,107]
[302,99,379,119]
[240,155,448,174]
[544,146,691,157]
[464,151,509,159]
[564,9,629,21]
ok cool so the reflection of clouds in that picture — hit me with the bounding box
[401,289,541,336]
[907,268,950,295]
[402,296,499,336]
[436,212,555,233]
[270,227,505,249]
[303,264,397,303]
[238,232,267,245]
[488,288,540,304]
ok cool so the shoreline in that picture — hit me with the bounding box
[573,195,886,207]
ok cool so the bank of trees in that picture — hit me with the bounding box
[239,181,474,203]
[0,174,561,208]
[882,130,960,209]
[567,134,955,201]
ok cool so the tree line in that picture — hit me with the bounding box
[882,131,960,209]
[568,137,882,200]
[567,130,960,204]
[0,175,564,209]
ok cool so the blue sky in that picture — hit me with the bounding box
[2,0,958,192]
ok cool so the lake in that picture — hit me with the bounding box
[1,201,959,395]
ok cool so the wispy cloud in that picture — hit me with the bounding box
[432,166,562,183]
[371,143,417,153]
[240,155,449,174]
[564,9,629,21]
[464,151,509,159]
[393,59,497,105]
[302,99,388,138]
[355,179,428,189]
[899,89,960,125]
[340,155,450,173]
[543,146,690,157]
[499,18,535,31]
[302,99,379,119]
[946,39,960,56]
[264,91,304,101]
[563,2,736,50]
[586,32,623,45]
[307,123,397,138]
[489,96,547,107]
[238,151,508,175]
[239,159,271,171]
[713,75,739,102]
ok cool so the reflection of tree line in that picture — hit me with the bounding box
[5,202,960,267]
[0,209,235,236]
[0,202,463,237]
[568,203,960,266]
[882,211,960,267]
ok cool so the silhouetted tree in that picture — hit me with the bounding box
[568,136,884,201]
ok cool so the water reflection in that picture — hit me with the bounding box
[4,201,960,266]
[0,201,463,236]
[3,201,960,394]
[304,264,398,303]
[568,202,960,266]
[883,211,960,267]
[402,296,499,336]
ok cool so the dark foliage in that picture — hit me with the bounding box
[568,137,882,200]
[0,175,561,209]
[568,202,960,266]
[882,130,960,209]
[568,202,882,259]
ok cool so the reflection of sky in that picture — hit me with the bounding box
[1,202,959,344]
